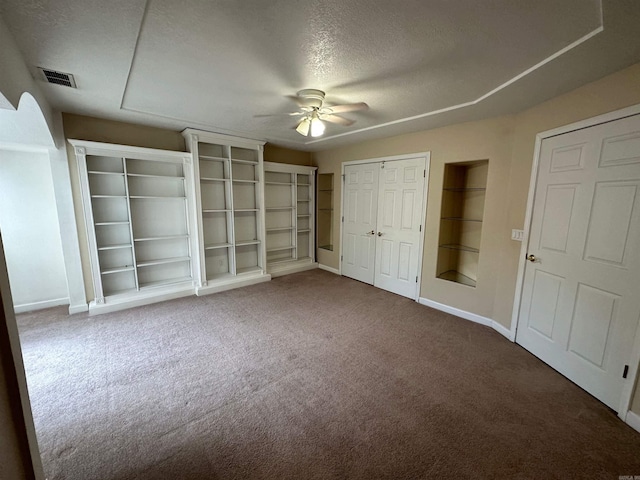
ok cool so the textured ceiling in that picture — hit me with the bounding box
[1,0,639,151]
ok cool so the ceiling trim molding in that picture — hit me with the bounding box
[118,0,151,110]
[305,23,604,146]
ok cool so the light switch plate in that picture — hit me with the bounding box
[511,229,524,241]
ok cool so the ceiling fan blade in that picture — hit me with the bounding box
[323,102,369,114]
[320,114,355,126]
[254,112,306,118]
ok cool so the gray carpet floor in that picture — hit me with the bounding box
[16,269,640,479]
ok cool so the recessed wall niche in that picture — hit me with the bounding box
[436,160,488,288]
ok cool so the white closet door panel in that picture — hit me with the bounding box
[374,158,425,298]
[341,164,379,284]
[517,113,640,411]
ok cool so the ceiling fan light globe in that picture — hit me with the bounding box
[310,117,325,137]
[296,118,311,136]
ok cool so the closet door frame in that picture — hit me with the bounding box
[339,152,431,301]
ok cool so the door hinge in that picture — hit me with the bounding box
[341,255,343,261]
[416,276,418,283]
[341,216,344,222]
[423,170,426,178]
[623,365,629,379]
[419,225,422,232]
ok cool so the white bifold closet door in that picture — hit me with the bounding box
[342,157,426,299]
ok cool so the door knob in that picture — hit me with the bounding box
[377,232,383,236]
[367,230,375,235]
[526,254,536,262]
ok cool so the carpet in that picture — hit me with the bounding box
[16,269,640,479]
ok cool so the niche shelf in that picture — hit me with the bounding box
[317,173,334,251]
[436,160,488,288]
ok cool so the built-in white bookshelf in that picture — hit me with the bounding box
[183,129,270,294]
[72,140,195,313]
[264,162,318,277]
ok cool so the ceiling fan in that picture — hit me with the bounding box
[257,89,368,137]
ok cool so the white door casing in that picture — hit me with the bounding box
[341,163,379,284]
[374,158,426,298]
[341,156,427,300]
[516,113,640,412]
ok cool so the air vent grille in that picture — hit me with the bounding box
[38,68,77,88]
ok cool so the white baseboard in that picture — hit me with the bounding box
[89,285,195,315]
[626,410,640,434]
[491,319,515,341]
[196,273,271,296]
[269,262,318,278]
[318,264,340,275]
[14,297,69,314]
[418,297,514,341]
[69,303,89,315]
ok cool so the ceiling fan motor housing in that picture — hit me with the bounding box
[297,89,325,108]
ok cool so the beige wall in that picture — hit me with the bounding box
[264,144,312,166]
[313,62,640,414]
[314,116,515,321]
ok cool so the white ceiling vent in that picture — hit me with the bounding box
[38,68,77,88]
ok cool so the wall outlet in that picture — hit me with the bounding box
[511,229,524,241]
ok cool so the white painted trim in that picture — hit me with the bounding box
[415,155,430,301]
[181,128,265,149]
[339,152,431,167]
[418,297,513,340]
[306,25,604,145]
[269,262,318,278]
[68,139,190,162]
[530,103,640,140]
[619,318,640,420]
[196,273,271,296]
[89,284,195,315]
[339,152,431,298]
[263,161,317,175]
[69,302,89,314]
[318,264,340,275]
[50,112,87,315]
[13,297,69,313]
[491,320,515,342]
[626,411,640,434]
[419,297,492,327]
[511,103,640,421]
